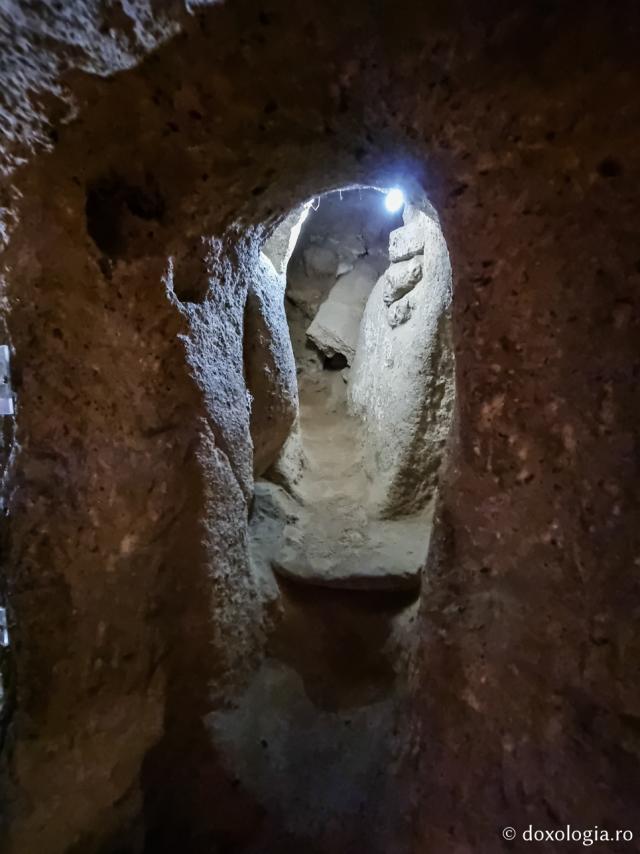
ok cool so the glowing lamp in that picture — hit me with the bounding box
[384,187,405,213]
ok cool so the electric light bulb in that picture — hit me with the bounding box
[385,187,404,213]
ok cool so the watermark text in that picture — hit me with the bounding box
[501,825,633,846]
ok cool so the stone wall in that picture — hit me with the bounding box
[244,253,298,477]
[0,1,638,852]
[350,203,455,517]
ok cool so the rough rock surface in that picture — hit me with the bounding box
[251,481,426,590]
[0,3,638,854]
[350,211,454,517]
[387,294,414,328]
[244,255,298,476]
[306,259,379,365]
[388,218,425,262]
[383,255,423,306]
[262,205,309,276]
[303,245,339,278]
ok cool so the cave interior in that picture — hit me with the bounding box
[0,2,638,853]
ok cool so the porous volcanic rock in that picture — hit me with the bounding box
[0,3,638,854]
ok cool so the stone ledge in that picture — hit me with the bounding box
[250,481,429,591]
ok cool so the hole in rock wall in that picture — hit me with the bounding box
[252,187,455,593]
[85,173,166,262]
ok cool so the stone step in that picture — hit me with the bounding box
[250,481,431,591]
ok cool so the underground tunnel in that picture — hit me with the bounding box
[0,2,639,854]
[251,187,454,591]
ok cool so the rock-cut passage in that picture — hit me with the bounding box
[251,188,454,591]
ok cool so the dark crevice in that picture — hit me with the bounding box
[85,174,165,258]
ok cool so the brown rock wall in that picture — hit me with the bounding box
[0,1,637,851]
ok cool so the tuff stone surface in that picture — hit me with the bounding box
[383,256,423,306]
[244,255,298,476]
[303,246,339,278]
[387,294,414,328]
[262,204,309,276]
[388,219,425,262]
[306,259,379,365]
[350,212,454,516]
[251,481,426,590]
[0,2,637,854]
